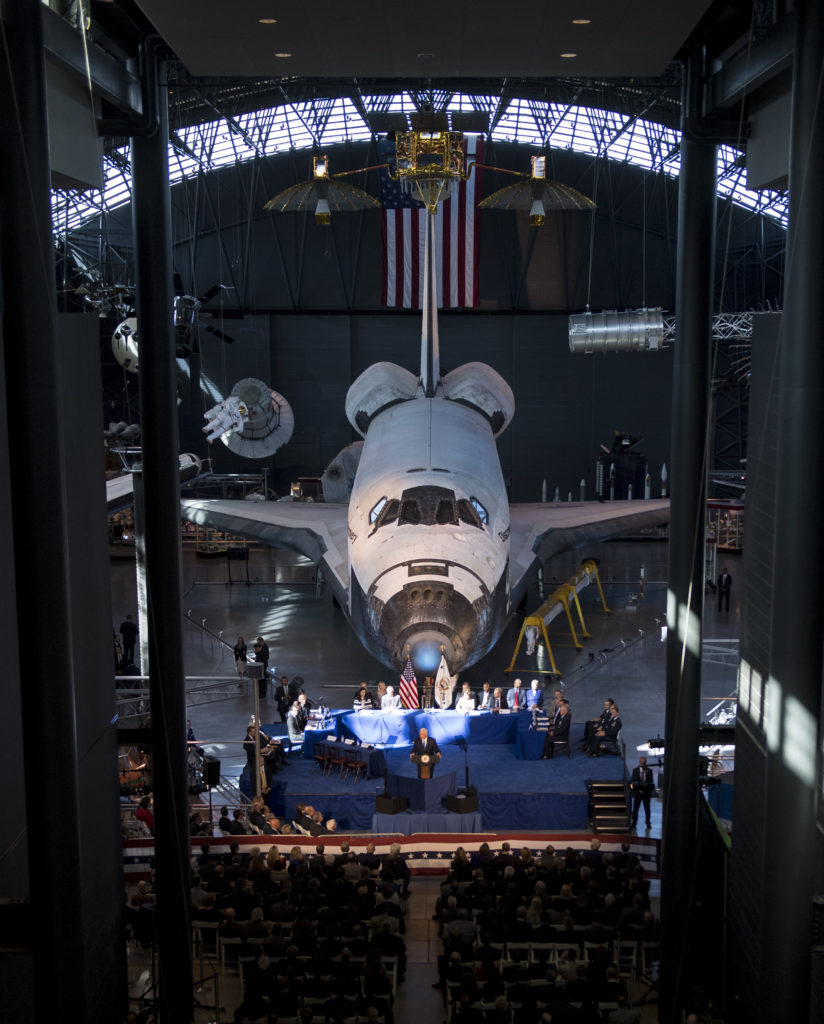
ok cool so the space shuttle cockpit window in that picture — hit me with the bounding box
[457,499,483,529]
[469,497,488,525]
[370,497,388,523]
[369,497,401,534]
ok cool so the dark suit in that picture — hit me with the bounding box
[542,711,571,757]
[717,570,732,611]
[630,763,655,827]
[412,736,441,758]
[411,735,441,776]
[274,683,294,721]
[597,714,623,755]
[120,618,138,664]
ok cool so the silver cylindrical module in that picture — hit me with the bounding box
[568,308,665,353]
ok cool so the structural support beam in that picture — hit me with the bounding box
[130,56,194,1023]
[761,1,824,1018]
[0,0,86,1016]
[660,54,717,1023]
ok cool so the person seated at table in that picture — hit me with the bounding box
[354,683,376,710]
[525,679,544,710]
[491,687,505,712]
[410,727,442,773]
[286,701,305,744]
[476,681,493,710]
[381,685,402,710]
[455,682,476,712]
[542,703,571,758]
[506,677,526,710]
[376,680,387,703]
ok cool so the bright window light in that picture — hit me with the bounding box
[50,93,788,236]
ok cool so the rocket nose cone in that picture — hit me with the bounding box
[407,632,456,675]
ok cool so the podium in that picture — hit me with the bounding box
[410,753,438,779]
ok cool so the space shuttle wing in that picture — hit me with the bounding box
[508,499,670,604]
[180,498,350,600]
[107,454,202,514]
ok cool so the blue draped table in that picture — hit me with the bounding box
[339,709,530,747]
[371,811,484,834]
[387,770,456,811]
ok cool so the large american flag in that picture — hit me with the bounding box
[398,655,419,709]
[381,136,484,309]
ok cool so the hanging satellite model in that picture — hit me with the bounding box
[202,378,294,459]
[264,154,381,224]
[478,154,595,225]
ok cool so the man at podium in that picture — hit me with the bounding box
[410,727,442,778]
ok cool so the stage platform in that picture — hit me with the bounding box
[257,720,624,833]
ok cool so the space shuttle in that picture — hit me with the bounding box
[181,213,668,674]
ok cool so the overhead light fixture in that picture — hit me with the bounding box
[259,18,277,24]
[560,52,577,58]
[274,52,292,58]
[529,199,545,227]
[572,18,591,25]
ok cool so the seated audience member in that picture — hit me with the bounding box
[591,704,623,756]
[525,679,544,709]
[541,703,571,758]
[354,683,376,710]
[286,701,305,744]
[218,806,232,834]
[585,697,615,747]
[381,685,402,710]
[455,682,476,711]
[228,808,248,835]
[476,681,493,710]
[491,687,505,711]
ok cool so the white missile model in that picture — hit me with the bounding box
[181,155,669,672]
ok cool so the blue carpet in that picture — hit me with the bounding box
[261,723,624,833]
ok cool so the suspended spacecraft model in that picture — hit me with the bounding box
[264,154,381,225]
[478,154,595,225]
[202,378,294,459]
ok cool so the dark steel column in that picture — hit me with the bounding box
[762,1,824,1018]
[0,0,86,1018]
[130,58,194,1023]
[660,57,717,1023]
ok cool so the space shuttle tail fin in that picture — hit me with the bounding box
[420,211,440,398]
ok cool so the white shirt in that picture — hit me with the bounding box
[456,694,476,712]
[381,693,402,709]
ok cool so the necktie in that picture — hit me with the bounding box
[495,699,500,709]
[514,692,519,707]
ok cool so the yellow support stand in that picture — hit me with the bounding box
[504,560,610,677]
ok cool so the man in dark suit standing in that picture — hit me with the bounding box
[410,727,442,774]
[120,613,138,666]
[274,675,294,722]
[717,567,732,612]
[253,636,270,699]
[630,756,656,830]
